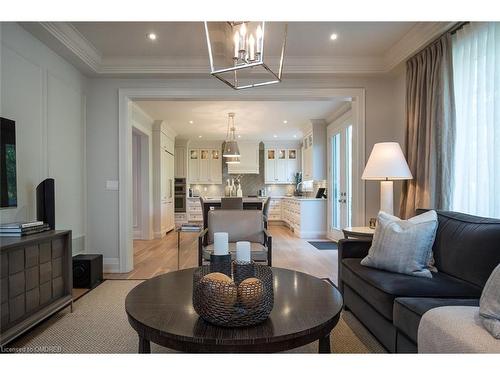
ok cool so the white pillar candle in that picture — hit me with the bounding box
[213,232,229,255]
[236,241,251,263]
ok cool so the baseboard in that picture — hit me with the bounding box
[296,230,327,239]
[71,235,85,255]
[103,257,120,273]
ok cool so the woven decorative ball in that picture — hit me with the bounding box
[238,277,264,308]
[193,264,274,327]
[200,272,237,306]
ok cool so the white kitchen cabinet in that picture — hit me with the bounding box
[281,197,327,238]
[153,127,175,238]
[188,149,199,183]
[268,197,283,221]
[174,147,186,178]
[186,197,203,222]
[228,142,259,174]
[188,148,222,184]
[302,132,313,180]
[265,147,299,184]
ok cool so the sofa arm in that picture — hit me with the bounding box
[338,239,371,259]
[338,239,371,295]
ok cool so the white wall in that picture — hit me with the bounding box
[0,23,87,254]
[84,75,406,268]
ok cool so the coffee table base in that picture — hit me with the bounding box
[136,333,332,353]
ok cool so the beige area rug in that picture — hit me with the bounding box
[9,280,385,354]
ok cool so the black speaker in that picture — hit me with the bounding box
[73,254,103,289]
[36,178,55,230]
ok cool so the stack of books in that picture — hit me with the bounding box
[180,223,202,232]
[0,221,50,237]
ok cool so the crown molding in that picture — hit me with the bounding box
[38,22,102,72]
[384,22,456,71]
[27,22,456,76]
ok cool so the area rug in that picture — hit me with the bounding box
[8,280,385,354]
[308,241,338,250]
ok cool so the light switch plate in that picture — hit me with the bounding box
[106,180,119,191]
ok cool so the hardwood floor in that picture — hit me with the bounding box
[104,225,339,283]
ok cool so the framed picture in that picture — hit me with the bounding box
[201,150,209,159]
[190,150,198,159]
[267,150,275,159]
[212,150,219,159]
[279,150,286,159]
[288,149,296,159]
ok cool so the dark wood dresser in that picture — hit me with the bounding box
[0,230,73,346]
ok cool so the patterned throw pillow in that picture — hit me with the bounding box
[480,263,500,339]
[360,210,438,278]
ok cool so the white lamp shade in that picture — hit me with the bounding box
[362,142,413,180]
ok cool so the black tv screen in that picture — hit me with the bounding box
[0,117,17,208]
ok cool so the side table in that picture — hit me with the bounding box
[342,226,375,240]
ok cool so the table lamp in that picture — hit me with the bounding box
[362,142,412,215]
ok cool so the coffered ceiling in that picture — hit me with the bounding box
[21,21,454,76]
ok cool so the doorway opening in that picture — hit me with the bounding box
[132,127,151,241]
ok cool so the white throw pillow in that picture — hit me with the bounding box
[360,210,438,278]
[480,263,500,339]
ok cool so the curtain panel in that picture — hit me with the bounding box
[451,22,500,218]
[400,34,456,218]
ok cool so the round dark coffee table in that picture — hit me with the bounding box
[125,267,343,353]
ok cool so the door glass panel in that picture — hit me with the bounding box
[331,133,341,230]
[346,125,353,227]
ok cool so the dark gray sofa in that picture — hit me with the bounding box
[338,210,500,353]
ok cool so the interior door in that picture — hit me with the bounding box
[328,123,353,239]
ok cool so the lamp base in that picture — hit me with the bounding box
[380,180,394,216]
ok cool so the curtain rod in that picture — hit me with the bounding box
[449,22,469,35]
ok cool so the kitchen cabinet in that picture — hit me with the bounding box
[174,147,186,178]
[228,142,259,174]
[187,197,203,222]
[302,132,313,180]
[188,148,222,184]
[265,147,299,184]
[153,125,175,238]
[281,197,327,238]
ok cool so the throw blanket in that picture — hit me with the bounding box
[418,306,500,353]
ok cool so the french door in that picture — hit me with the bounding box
[328,121,353,240]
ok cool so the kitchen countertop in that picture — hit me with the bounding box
[200,196,327,202]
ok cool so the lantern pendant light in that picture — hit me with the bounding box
[223,113,240,159]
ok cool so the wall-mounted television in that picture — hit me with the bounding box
[0,117,17,208]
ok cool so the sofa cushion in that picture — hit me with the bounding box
[342,258,482,320]
[418,306,500,353]
[203,242,268,262]
[361,210,438,278]
[393,297,479,343]
[208,210,264,244]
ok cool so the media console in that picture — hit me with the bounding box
[1,230,73,346]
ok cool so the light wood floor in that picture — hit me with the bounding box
[104,225,339,282]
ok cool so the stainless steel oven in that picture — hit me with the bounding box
[174,178,186,212]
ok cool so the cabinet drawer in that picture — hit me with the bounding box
[188,214,203,221]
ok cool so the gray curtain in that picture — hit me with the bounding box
[400,33,456,219]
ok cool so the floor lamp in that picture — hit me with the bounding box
[362,142,412,216]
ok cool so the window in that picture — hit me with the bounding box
[451,22,500,218]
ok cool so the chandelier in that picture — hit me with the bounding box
[223,113,240,163]
[204,22,288,90]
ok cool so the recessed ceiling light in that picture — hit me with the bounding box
[293,134,297,138]
[237,135,241,138]
[189,120,194,124]
[273,135,277,138]
[147,33,157,41]
[198,135,202,138]
[330,33,338,41]
[283,120,288,124]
